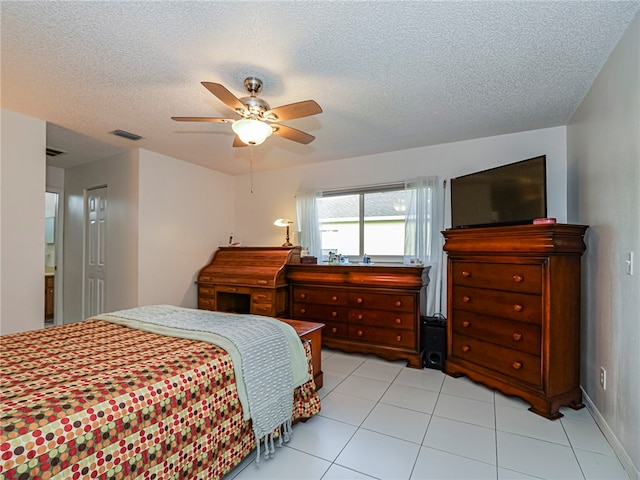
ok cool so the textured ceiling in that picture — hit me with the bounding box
[2,1,638,175]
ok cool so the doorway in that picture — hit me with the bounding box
[45,189,64,326]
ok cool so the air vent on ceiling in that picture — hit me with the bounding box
[46,146,67,157]
[110,129,144,141]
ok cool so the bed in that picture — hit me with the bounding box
[0,306,321,479]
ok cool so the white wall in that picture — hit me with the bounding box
[0,110,46,335]
[64,150,140,323]
[568,12,639,478]
[46,165,65,190]
[233,126,568,247]
[137,150,234,307]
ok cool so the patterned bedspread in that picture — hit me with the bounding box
[0,319,320,479]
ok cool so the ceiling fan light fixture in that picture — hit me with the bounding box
[232,118,273,145]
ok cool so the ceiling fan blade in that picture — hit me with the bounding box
[271,124,315,144]
[232,136,248,148]
[201,82,247,114]
[264,100,322,122]
[171,117,234,123]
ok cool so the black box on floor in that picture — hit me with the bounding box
[421,316,447,370]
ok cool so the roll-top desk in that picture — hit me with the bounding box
[197,246,301,317]
[287,264,427,368]
[443,224,588,419]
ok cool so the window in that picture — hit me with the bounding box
[317,184,406,262]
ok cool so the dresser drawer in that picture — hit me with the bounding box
[348,325,415,348]
[323,321,349,339]
[292,287,348,306]
[452,261,542,294]
[452,311,541,356]
[453,286,542,324]
[452,334,541,387]
[348,292,414,312]
[291,302,349,323]
[349,310,415,330]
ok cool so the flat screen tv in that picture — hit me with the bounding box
[450,155,547,229]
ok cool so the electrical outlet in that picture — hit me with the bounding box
[600,367,607,390]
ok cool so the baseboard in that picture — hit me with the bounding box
[582,389,639,480]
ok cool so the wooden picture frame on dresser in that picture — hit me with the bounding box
[442,223,588,419]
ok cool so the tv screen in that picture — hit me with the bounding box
[450,155,547,229]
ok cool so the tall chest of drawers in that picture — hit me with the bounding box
[287,264,427,368]
[443,224,588,419]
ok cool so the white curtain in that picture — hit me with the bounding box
[404,176,444,317]
[295,190,323,259]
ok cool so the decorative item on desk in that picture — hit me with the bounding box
[274,218,294,246]
[533,217,557,225]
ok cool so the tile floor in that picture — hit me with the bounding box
[225,349,630,480]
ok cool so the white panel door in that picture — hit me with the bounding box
[84,187,107,318]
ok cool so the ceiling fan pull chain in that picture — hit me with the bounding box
[250,146,254,194]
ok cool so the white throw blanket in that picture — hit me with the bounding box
[96,305,310,461]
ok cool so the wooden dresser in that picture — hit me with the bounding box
[287,264,427,368]
[443,224,588,419]
[197,246,301,317]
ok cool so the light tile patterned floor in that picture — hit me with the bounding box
[225,349,630,480]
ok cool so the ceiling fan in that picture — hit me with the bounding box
[172,77,322,147]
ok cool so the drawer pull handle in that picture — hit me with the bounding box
[331,327,338,333]
[462,321,470,328]
[227,287,237,292]
[462,296,471,303]
[513,304,523,312]
[395,318,402,324]
[331,311,338,317]
[462,345,471,353]
[512,333,522,341]
[396,335,402,342]
[300,308,306,314]
[257,280,268,285]
[512,361,522,370]
[332,295,338,302]
[513,274,523,283]
[395,300,402,307]
[356,297,364,304]
[357,330,364,337]
[462,271,471,278]
[255,294,267,300]
[300,293,307,299]
[357,314,364,320]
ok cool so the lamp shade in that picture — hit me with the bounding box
[232,118,273,145]
[274,218,293,227]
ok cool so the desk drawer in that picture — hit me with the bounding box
[453,286,541,324]
[198,286,216,297]
[452,261,542,294]
[348,325,415,348]
[198,297,215,310]
[452,334,541,387]
[452,310,541,356]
